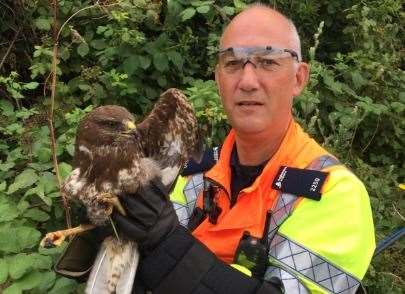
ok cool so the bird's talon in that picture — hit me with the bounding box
[99,193,127,216]
[40,224,96,248]
[40,232,65,248]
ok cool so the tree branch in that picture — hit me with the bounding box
[0,27,21,71]
[48,0,72,229]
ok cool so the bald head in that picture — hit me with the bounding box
[220,5,302,61]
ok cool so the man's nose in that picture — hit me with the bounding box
[238,61,260,92]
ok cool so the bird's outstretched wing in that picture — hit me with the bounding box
[136,88,203,186]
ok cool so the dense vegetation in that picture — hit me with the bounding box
[0,0,403,293]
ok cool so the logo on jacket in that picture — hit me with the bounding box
[274,166,288,188]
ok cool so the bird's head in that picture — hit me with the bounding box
[76,105,137,149]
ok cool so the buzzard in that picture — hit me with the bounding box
[41,88,201,293]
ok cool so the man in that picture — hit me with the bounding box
[111,4,375,293]
[58,4,375,293]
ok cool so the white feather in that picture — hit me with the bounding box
[85,237,138,294]
[116,243,139,294]
[161,166,181,186]
[85,239,109,294]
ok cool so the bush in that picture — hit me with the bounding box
[0,0,403,292]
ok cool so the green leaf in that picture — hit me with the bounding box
[322,73,342,94]
[138,56,151,70]
[7,169,39,194]
[66,144,75,156]
[233,0,247,10]
[351,71,367,89]
[181,8,196,21]
[193,98,205,108]
[153,52,169,72]
[223,6,235,15]
[196,6,210,14]
[0,198,19,222]
[36,147,52,163]
[34,18,51,31]
[17,200,29,214]
[24,208,50,222]
[3,284,21,294]
[15,271,43,291]
[77,43,89,57]
[48,277,78,294]
[40,172,57,194]
[157,76,167,87]
[167,51,183,69]
[37,271,56,292]
[122,56,140,75]
[91,39,107,50]
[0,258,8,283]
[0,161,15,172]
[96,26,107,34]
[24,185,52,206]
[8,254,32,279]
[28,162,53,172]
[23,82,39,90]
[0,99,14,115]
[0,226,41,253]
[0,181,6,191]
[58,162,72,181]
[59,46,70,61]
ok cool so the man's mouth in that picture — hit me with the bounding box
[236,101,263,106]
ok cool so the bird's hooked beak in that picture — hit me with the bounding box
[123,120,136,133]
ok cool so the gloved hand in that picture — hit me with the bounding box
[112,178,179,252]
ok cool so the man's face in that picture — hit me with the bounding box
[215,9,308,137]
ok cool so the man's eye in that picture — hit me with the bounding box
[258,58,278,67]
[224,59,242,68]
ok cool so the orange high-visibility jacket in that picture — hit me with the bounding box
[170,120,375,293]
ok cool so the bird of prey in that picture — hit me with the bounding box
[41,88,201,294]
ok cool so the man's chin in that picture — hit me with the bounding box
[232,122,268,136]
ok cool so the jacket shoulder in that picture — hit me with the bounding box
[181,147,220,176]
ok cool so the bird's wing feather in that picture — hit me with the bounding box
[85,239,109,294]
[116,243,140,294]
[85,238,139,294]
[137,88,202,168]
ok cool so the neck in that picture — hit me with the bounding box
[234,120,291,166]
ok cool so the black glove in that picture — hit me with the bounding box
[112,178,179,251]
[138,226,283,294]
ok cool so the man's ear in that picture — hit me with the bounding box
[293,62,310,97]
[214,65,222,97]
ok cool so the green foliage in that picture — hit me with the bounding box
[0,0,403,292]
[185,79,229,146]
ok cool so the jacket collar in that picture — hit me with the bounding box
[205,120,307,196]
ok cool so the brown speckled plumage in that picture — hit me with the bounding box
[62,88,200,294]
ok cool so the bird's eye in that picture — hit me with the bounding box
[102,120,118,128]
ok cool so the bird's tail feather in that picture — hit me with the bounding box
[85,237,139,294]
[116,242,139,294]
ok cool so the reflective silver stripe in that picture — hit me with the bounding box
[265,266,310,294]
[176,148,220,227]
[175,173,204,227]
[269,234,361,294]
[306,155,340,171]
[264,155,357,293]
[266,192,298,242]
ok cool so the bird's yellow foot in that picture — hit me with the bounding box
[40,224,96,248]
